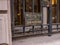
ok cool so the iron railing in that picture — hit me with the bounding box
[10,0,60,37]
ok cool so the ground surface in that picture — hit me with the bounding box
[13,33,60,45]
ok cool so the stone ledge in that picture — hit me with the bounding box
[0,43,8,45]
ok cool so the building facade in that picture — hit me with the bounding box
[0,0,12,45]
[0,0,60,45]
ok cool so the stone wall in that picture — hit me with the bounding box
[0,0,12,45]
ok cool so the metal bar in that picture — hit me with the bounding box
[19,0,21,25]
[32,0,34,32]
[48,0,52,36]
[40,0,43,24]
[22,0,25,33]
[58,0,60,29]
[32,0,34,14]
[40,0,43,33]
[10,0,15,26]
[56,0,59,30]
[10,0,15,35]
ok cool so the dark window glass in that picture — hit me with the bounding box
[14,0,42,26]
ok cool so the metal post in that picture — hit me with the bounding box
[40,0,43,33]
[48,0,52,36]
[10,0,14,36]
[22,0,25,33]
[56,0,59,30]
[32,0,34,32]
